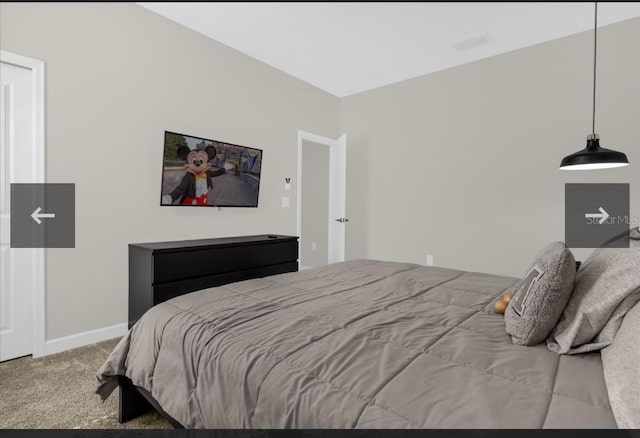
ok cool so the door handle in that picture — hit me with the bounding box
[335,218,349,223]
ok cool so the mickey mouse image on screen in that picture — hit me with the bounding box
[162,145,233,205]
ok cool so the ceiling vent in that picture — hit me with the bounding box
[453,34,490,51]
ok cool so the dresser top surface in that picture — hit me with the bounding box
[130,234,298,251]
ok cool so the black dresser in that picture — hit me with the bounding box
[128,234,298,328]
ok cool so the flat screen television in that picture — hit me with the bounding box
[160,131,262,207]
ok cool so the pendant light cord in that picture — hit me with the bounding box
[592,2,598,135]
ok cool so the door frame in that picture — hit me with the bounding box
[296,130,346,269]
[1,50,46,358]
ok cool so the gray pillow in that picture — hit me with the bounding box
[505,242,576,346]
[547,227,640,354]
[601,302,640,428]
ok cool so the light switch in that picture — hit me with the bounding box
[281,196,290,208]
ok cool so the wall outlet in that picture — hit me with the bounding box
[426,254,434,266]
[311,242,317,252]
[284,182,291,191]
[281,196,290,208]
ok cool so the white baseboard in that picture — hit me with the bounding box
[42,323,128,356]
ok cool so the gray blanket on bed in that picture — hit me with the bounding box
[96,260,616,428]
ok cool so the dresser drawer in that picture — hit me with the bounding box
[153,240,298,284]
[153,261,298,305]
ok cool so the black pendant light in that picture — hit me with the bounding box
[559,2,630,170]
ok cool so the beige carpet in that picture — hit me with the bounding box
[0,338,171,429]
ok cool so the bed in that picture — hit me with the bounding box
[96,259,620,428]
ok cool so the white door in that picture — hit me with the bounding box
[297,132,347,269]
[0,57,41,361]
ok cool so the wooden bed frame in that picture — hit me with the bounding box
[119,376,184,428]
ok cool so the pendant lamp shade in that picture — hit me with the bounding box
[560,134,630,170]
[559,2,630,170]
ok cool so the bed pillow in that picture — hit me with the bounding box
[505,242,576,345]
[601,302,640,428]
[547,227,640,354]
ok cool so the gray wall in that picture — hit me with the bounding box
[342,18,640,277]
[0,3,340,339]
[300,140,330,267]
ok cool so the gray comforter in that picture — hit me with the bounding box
[96,260,617,428]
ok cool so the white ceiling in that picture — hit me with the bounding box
[138,2,640,97]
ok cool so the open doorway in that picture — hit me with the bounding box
[296,131,347,270]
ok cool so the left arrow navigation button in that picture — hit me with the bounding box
[11,183,75,248]
[30,206,56,225]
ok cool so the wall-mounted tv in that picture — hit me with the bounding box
[160,131,262,208]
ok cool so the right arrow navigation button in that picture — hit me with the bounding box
[565,183,629,248]
[585,207,610,225]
